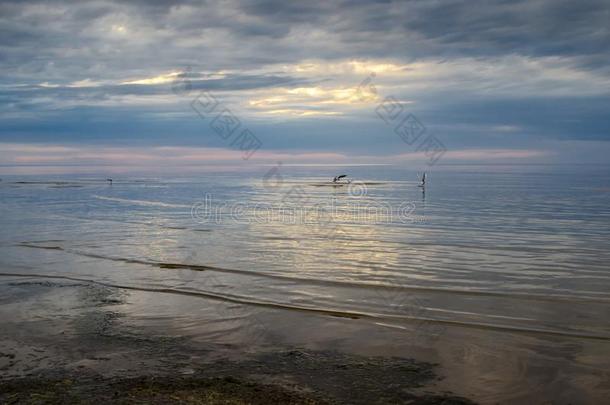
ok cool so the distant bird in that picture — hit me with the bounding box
[333,174,347,183]
[418,172,426,187]
[106,178,113,185]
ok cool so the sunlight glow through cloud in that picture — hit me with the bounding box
[122,72,183,85]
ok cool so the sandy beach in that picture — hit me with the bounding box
[0,279,474,404]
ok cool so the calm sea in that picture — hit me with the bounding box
[1,164,609,403]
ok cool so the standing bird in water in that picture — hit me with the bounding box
[107,178,113,185]
[418,173,426,187]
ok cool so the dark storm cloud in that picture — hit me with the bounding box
[230,0,610,69]
[2,0,608,74]
[400,0,610,69]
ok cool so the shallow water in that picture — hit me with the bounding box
[1,164,609,403]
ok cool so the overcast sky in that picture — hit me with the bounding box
[1,0,609,170]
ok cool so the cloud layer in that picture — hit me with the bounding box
[1,0,609,167]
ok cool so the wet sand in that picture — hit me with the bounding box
[0,279,474,404]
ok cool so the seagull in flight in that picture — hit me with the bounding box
[333,174,347,183]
